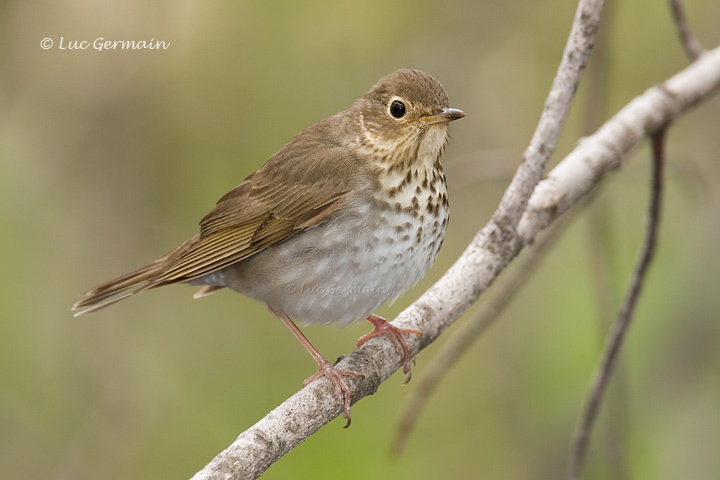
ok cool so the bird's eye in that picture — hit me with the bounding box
[389,100,406,119]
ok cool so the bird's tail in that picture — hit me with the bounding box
[72,258,168,316]
[72,236,199,316]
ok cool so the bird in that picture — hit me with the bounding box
[73,68,464,426]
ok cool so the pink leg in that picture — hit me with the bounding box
[269,307,360,428]
[357,314,422,384]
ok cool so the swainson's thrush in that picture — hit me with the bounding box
[74,69,464,426]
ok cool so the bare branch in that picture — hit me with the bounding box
[516,47,720,243]
[190,42,720,480]
[493,0,605,231]
[669,0,704,61]
[392,211,573,456]
[566,128,667,480]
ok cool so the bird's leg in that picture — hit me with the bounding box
[357,314,422,384]
[269,307,360,428]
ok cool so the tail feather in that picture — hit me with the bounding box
[84,259,163,298]
[72,260,165,315]
[73,236,201,315]
[73,289,145,316]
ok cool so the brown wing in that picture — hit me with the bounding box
[147,141,363,286]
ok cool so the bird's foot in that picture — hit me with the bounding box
[303,359,362,428]
[357,314,422,384]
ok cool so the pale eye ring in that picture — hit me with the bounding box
[389,100,406,118]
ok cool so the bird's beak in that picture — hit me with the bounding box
[423,107,465,125]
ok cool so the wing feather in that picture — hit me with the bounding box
[149,137,364,287]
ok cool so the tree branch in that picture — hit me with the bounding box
[493,0,605,231]
[566,127,667,480]
[669,0,705,61]
[392,209,574,456]
[190,42,720,480]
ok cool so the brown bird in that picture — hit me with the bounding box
[73,69,464,426]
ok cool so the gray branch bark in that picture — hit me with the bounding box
[191,37,720,480]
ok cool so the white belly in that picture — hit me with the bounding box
[210,189,448,326]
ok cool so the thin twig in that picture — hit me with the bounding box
[392,210,573,455]
[566,128,667,480]
[669,0,704,61]
[492,0,605,233]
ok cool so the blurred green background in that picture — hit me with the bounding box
[2,0,719,478]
